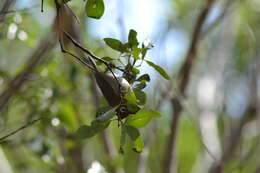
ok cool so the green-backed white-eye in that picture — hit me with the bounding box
[94,72,131,107]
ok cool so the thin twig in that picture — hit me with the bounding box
[54,2,124,103]
[41,0,44,12]
[62,30,126,73]
[55,2,95,71]
[65,3,80,24]
[63,31,124,101]
[59,38,97,72]
[0,117,42,142]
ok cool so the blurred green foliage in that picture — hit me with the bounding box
[0,0,260,173]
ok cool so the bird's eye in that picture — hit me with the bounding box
[119,106,127,113]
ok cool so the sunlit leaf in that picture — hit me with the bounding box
[125,126,143,152]
[133,135,143,153]
[132,47,141,60]
[126,109,162,128]
[132,67,140,75]
[126,125,140,140]
[85,0,105,19]
[58,100,77,131]
[124,88,140,113]
[119,125,127,154]
[124,88,137,105]
[145,60,170,80]
[103,38,127,52]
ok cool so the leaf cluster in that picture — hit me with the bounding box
[76,29,168,153]
[55,2,169,153]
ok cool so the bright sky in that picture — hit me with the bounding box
[87,0,188,78]
[88,0,169,40]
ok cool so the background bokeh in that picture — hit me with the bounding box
[0,0,260,173]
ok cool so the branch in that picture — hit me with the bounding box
[157,0,235,111]
[201,0,235,39]
[178,0,216,95]
[59,38,97,72]
[62,30,126,73]
[163,0,217,172]
[0,0,16,26]
[0,117,42,142]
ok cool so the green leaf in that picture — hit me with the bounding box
[128,29,138,47]
[58,100,77,131]
[103,38,127,52]
[76,125,97,139]
[91,120,110,132]
[93,107,117,122]
[123,43,131,49]
[126,109,162,128]
[145,60,170,80]
[119,125,127,154]
[125,126,143,152]
[76,121,110,139]
[137,74,150,82]
[134,80,147,90]
[132,47,141,60]
[97,56,114,65]
[132,67,140,75]
[102,56,114,62]
[124,88,140,113]
[133,89,146,105]
[126,125,140,140]
[133,135,144,153]
[124,88,137,105]
[85,0,105,19]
